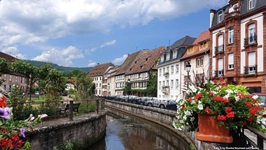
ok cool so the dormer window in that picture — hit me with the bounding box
[140,66,143,69]
[160,55,164,63]
[218,11,224,23]
[249,0,256,10]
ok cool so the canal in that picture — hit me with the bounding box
[89,109,191,150]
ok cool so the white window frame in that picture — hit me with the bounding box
[248,52,256,74]
[228,53,234,69]
[228,27,234,44]
[248,23,256,44]
[218,59,224,77]
[218,11,224,23]
[249,0,255,10]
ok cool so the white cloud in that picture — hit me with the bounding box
[87,40,116,53]
[1,46,26,59]
[0,0,226,47]
[87,62,98,67]
[32,46,84,67]
[112,54,128,65]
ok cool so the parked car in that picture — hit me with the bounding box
[114,95,127,101]
[139,97,153,105]
[145,97,159,107]
[252,93,266,107]
[105,95,117,100]
[166,100,178,111]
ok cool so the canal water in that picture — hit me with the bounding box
[89,110,191,150]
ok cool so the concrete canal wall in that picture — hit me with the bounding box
[26,111,107,150]
[105,100,216,150]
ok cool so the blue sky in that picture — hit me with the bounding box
[0,0,227,67]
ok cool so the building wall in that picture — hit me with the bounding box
[1,74,27,93]
[157,61,181,101]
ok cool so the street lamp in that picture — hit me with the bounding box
[186,62,191,91]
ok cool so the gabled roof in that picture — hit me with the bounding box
[165,35,196,53]
[88,62,114,77]
[115,51,141,75]
[126,46,165,75]
[181,30,210,60]
[0,51,16,61]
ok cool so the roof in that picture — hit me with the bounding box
[115,51,141,75]
[181,30,210,60]
[211,0,266,28]
[88,62,114,77]
[0,51,16,61]
[165,35,196,53]
[193,30,210,44]
[125,46,165,75]
[157,36,195,66]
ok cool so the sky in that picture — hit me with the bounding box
[0,0,228,68]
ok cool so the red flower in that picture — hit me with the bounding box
[194,93,202,100]
[225,106,232,113]
[217,115,227,121]
[226,112,235,118]
[250,106,258,116]
[188,98,192,103]
[214,96,223,101]
[223,98,230,103]
[238,92,245,98]
[246,102,252,107]
[248,117,253,122]
[205,107,211,114]
[253,99,258,103]
[209,92,213,97]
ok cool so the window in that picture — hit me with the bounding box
[175,79,179,89]
[176,64,179,73]
[171,65,174,74]
[171,80,173,89]
[166,53,170,61]
[159,69,161,76]
[196,57,204,67]
[160,55,164,62]
[173,50,177,59]
[248,52,256,74]
[228,53,234,69]
[218,58,224,77]
[218,11,224,23]
[249,0,255,10]
[248,23,256,44]
[228,27,234,44]
[9,75,12,82]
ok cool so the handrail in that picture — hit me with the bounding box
[241,126,266,149]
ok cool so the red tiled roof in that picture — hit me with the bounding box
[193,30,210,44]
[115,51,142,75]
[88,62,114,77]
[0,51,16,61]
[126,46,166,75]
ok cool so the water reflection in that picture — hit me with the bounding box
[90,111,190,150]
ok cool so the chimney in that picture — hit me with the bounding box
[209,9,216,28]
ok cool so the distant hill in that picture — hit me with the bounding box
[25,60,92,73]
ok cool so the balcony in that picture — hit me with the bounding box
[163,72,169,77]
[161,86,169,94]
[244,35,257,47]
[214,69,224,77]
[215,45,224,55]
[244,65,257,75]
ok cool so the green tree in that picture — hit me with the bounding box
[0,58,10,85]
[145,72,157,97]
[11,60,38,100]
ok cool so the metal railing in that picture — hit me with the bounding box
[215,45,224,55]
[244,35,257,47]
[244,65,257,75]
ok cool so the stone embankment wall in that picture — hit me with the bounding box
[105,100,216,150]
[26,111,107,150]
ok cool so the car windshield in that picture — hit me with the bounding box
[258,95,266,106]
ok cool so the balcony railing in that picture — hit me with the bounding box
[244,65,257,75]
[214,69,224,77]
[244,35,257,47]
[215,45,224,55]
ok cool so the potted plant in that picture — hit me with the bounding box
[175,78,266,143]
